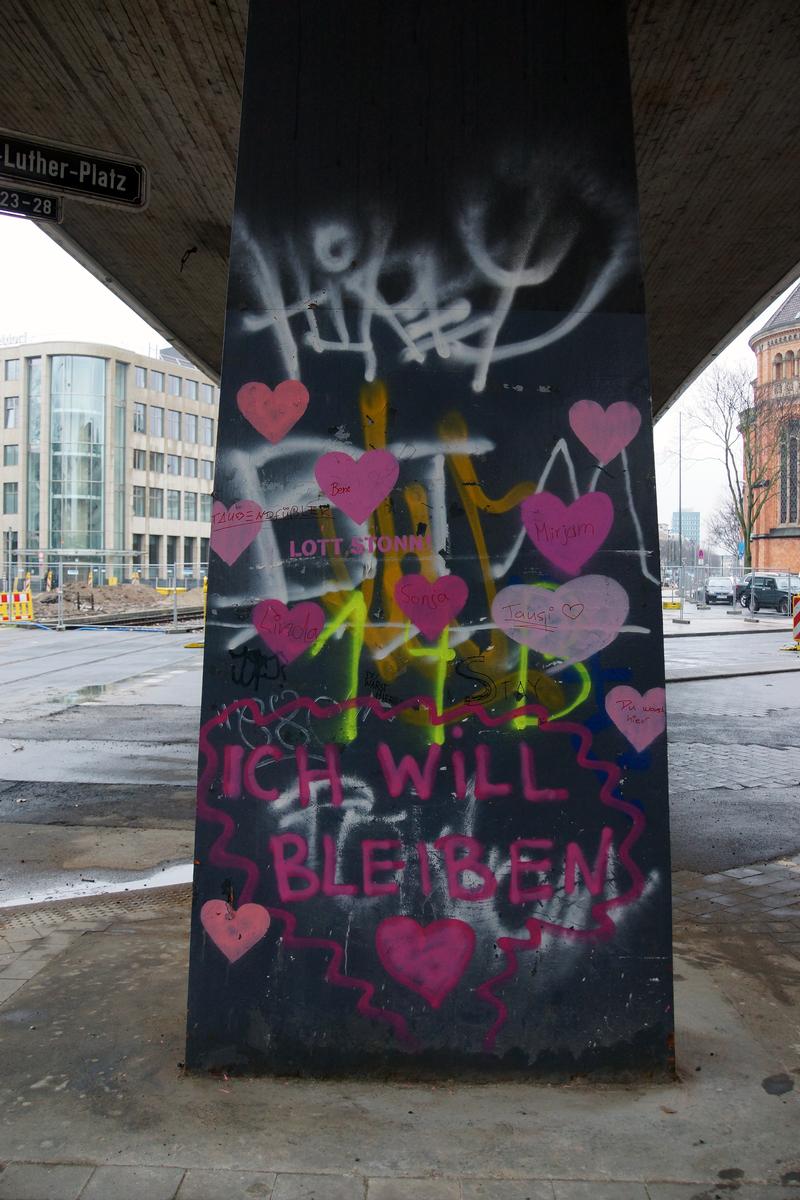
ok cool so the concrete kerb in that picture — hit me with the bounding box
[0,883,798,1192]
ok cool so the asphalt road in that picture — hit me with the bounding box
[0,625,798,904]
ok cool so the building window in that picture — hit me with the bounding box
[184,413,197,443]
[167,409,181,440]
[150,405,164,437]
[167,534,179,569]
[4,395,18,428]
[200,416,214,445]
[135,366,147,389]
[132,532,145,573]
[149,487,164,518]
[3,444,18,466]
[149,451,164,473]
[4,359,20,381]
[151,370,165,392]
[200,493,212,522]
[167,454,181,475]
[774,354,783,381]
[200,536,209,568]
[50,355,106,551]
[133,485,146,517]
[200,458,213,480]
[184,456,198,477]
[785,350,795,378]
[133,448,146,470]
[200,383,213,404]
[184,491,197,521]
[133,402,146,432]
[3,481,18,514]
[149,533,162,577]
[168,374,181,397]
[185,379,198,401]
[167,489,181,520]
[780,424,800,525]
[183,536,196,572]
[115,362,128,400]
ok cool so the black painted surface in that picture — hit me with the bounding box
[186,0,674,1078]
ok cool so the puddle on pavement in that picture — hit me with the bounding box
[0,861,194,908]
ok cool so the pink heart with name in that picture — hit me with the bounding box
[521,491,613,575]
[211,500,265,566]
[605,685,667,752]
[237,379,309,444]
[252,598,325,665]
[376,917,476,1009]
[568,399,641,466]
[314,450,399,524]
[492,575,629,666]
[394,573,468,640]
[200,901,270,963]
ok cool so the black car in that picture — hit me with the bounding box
[703,576,734,605]
[735,573,800,614]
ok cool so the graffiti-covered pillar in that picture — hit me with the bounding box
[186,0,674,1078]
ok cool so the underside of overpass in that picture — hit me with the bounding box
[1,0,798,417]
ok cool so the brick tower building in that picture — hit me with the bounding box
[748,284,800,571]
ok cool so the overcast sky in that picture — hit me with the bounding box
[1,213,796,545]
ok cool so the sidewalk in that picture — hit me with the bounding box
[1,859,799,1200]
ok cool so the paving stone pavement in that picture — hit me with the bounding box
[2,875,800,1199]
[672,853,800,947]
[1,1170,800,1200]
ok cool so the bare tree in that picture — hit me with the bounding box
[706,493,743,558]
[689,365,799,568]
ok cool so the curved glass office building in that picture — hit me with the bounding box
[0,340,218,584]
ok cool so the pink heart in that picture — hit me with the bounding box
[200,900,270,963]
[605,685,667,752]
[521,491,613,575]
[252,598,326,665]
[375,917,476,1009]
[394,573,468,640]
[237,379,309,444]
[314,450,399,524]
[211,500,265,566]
[568,400,641,466]
[492,576,629,666]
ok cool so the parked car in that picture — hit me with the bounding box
[703,575,735,605]
[734,573,800,614]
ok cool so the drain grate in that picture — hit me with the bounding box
[0,884,192,933]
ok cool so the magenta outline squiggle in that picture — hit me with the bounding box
[196,693,646,1054]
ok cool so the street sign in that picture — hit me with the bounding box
[737,540,745,557]
[0,183,62,223]
[0,131,147,209]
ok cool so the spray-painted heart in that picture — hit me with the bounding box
[521,491,613,575]
[492,576,629,666]
[200,900,270,963]
[237,380,310,444]
[375,917,476,1009]
[394,574,468,640]
[568,400,641,466]
[252,598,325,665]
[314,449,399,524]
[210,500,265,566]
[605,685,667,751]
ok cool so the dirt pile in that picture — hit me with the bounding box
[34,582,173,618]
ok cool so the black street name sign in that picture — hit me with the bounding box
[0,132,147,209]
[0,184,62,224]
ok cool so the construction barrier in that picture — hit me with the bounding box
[0,588,34,623]
[793,594,800,649]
